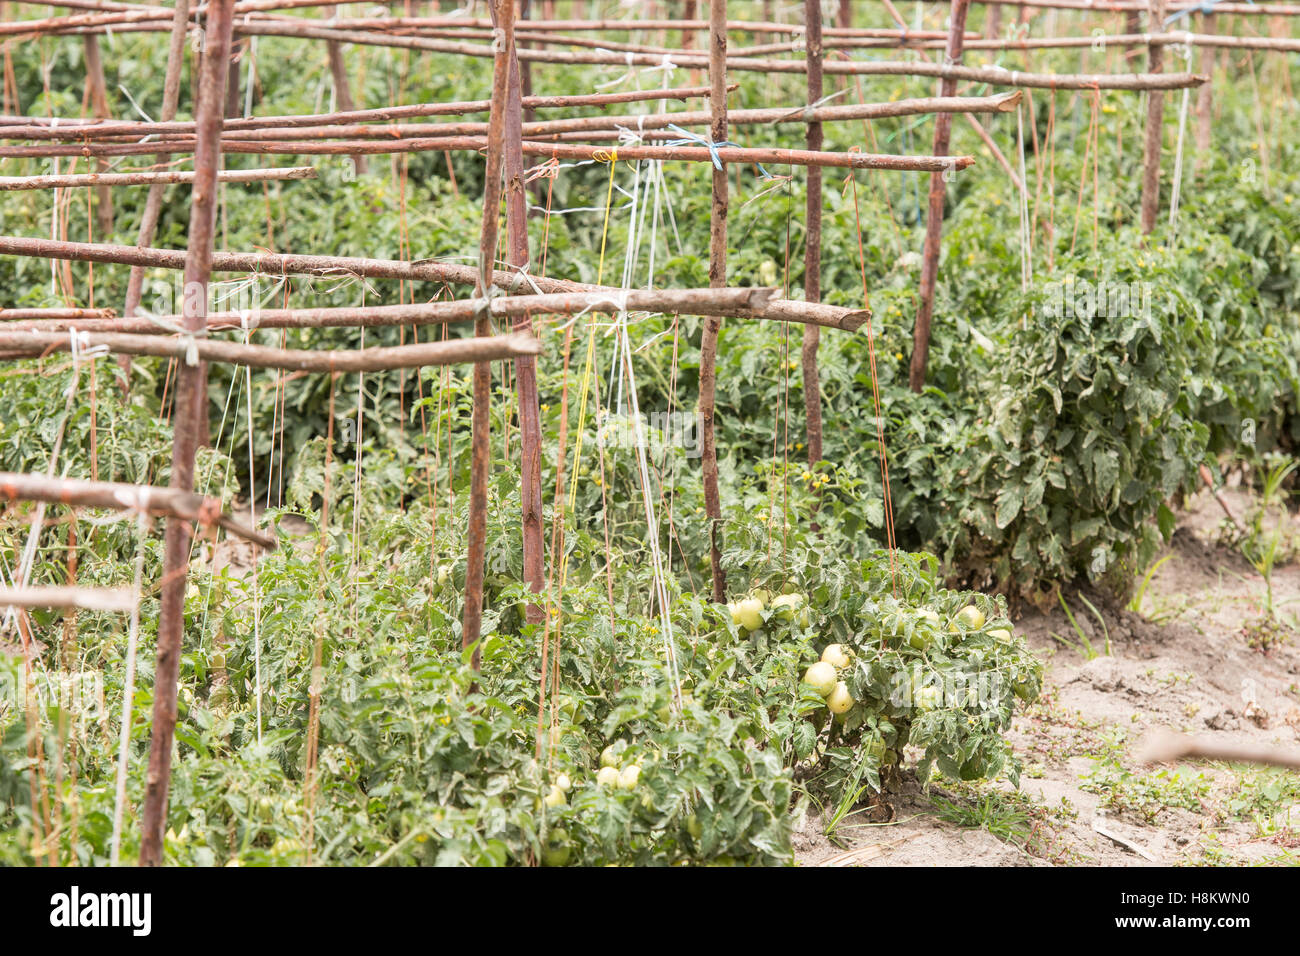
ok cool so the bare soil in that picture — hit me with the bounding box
[796,485,1300,867]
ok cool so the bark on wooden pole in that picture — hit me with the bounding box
[1193,12,1216,174]
[48,89,1012,142]
[0,288,780,334]
[0,85,719,138]
[801,0,824,472]
[120,0,191,390]
[500,5,545,630]
[463,0,515,671]
[325,5,367,174]
[138,0,235,869]
[0,328,539,371]
[52,18,1208,89]
[697,0,727,603]
[0,166,317,190]
[0,472,274,547]
[0,237,868,329]
[1140,0,1169,234]
[0,135,978,170]
[910,0,971,393]
[81,35,114,236]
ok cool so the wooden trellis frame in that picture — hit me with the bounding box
[2,0,1283,868]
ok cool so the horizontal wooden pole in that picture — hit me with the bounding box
[0,237,872,331]
[0,472,274,548]
[0,134,975,170]
[0,85,720,141]
[925,32,1300,54]
[6,91,1021,146]
[0,328,541,371]
[0,287,773,329]
[0,166,317,191]
[1,307,116,320]
[153,91,1023,143]
[0,585,136,612]
[42,19,1210,89]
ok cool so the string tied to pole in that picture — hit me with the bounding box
[594,50,638,90]
[661,124,771,177]
[1165,0,1234,27]
[639,53,677,82]
[141,310,206,366]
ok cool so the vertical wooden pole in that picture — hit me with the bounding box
[1139,0,1168,235]
[326,6,368,175]
[463,0,515,669]
[909,0,970,394]
[225,39,242,118]
[500,5,544,627]
[699,0,727,603]
[82,36,113,238]
[1193,12,1216,175]
[682,0,697,50]
[837,0,851,30]
[986,3,1002,39]
[121,0,192,389]
[519,0,535,125]
[138,0,235,868]
[801,0,824,471]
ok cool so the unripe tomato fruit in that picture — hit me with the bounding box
[736,598,764,632]
[826,681,854,715]
[820,643,851,669]
[803,661,838,697]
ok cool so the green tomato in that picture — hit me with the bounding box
[802,661,838,697]
[770,592,804,623]
[600,742,626,768]
[820,643,851,669]
[735,598,764,632]
[617,765,642,790]
[596,766,621,787]
[826,681,854,715]
[542,828,571,867]
[951,604,986,631]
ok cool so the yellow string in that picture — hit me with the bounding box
[595,152,617,287]
[542,157,617,763]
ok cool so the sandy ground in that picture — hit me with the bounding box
[796,483,1300,867]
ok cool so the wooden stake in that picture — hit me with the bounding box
[463,0,515,672]
[910,0,972,393]
[120,0,191,391]
[1193,12,1217,174]
[81,35,114,237]
[802,0,824,472]
[700,0,727,603]
[325,5,367,175]
[1140,0,1169,234]
[138,0,235,869]
[500,4,545,630]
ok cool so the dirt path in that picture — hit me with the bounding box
[796,486,1300,867]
